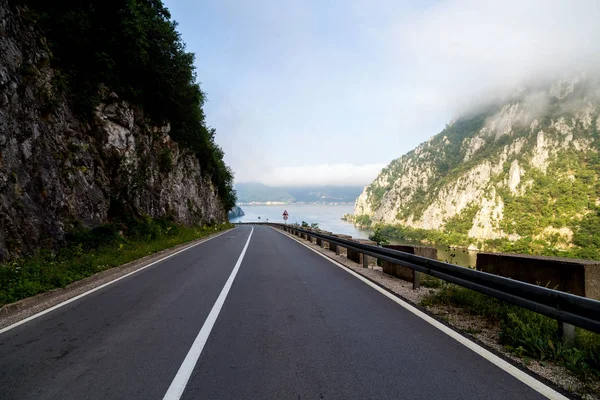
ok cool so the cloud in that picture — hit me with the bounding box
[395,0,600,114]
[238,163,386,187]
[167,0,600,186]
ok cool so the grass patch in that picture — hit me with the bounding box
[421,284,600,380]
[0,217,232,307]
[421,274,443,288]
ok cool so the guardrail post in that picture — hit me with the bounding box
[347,239,376,267]
[382,245,435,289]
[559,322,575,346]
[413,270,421,290]
[329,240,337,254]
[318,232,331,249]
[332,234,352,256]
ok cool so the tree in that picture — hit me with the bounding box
[369,228,389,246]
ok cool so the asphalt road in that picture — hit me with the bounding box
[0,225,550,399]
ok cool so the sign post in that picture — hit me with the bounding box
[283,210,289,224]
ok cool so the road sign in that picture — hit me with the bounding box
[283,210,289,216]
[283,215,288,221]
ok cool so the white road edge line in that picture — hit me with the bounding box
[273,228,568,400]
[0,228,235,336]
[162,227,254,400]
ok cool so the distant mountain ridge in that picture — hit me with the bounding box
[235,183,362,204]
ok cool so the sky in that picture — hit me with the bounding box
[163,0,600,187]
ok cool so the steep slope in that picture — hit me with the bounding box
[0,1,232,260]
[354,75,600,256]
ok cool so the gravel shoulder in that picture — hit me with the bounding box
[277,228,599,400]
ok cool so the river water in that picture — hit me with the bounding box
[230,204,477,267]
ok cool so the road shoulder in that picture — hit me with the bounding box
[0,228,234,331]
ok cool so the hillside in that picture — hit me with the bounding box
[235,183,362,204]
[0,0,234,260]
[354,75,600,258]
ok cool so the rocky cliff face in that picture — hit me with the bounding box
[0,2,225,260]
[354,75,600,249]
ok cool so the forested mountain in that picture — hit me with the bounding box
[354,75,600,259]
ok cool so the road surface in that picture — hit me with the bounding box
[0,226,552,399]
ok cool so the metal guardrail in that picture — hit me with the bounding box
[235,222,600,335]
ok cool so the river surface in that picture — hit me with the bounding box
[231,204,477,267]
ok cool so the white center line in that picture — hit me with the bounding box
[162,227,254,400]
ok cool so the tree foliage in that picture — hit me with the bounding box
[368,228,389,246]
[15,0,236,210]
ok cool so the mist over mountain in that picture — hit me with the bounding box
[353,74,600,259]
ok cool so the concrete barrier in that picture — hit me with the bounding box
[382,245,437,289]
[347,239,377,267]
[476,252,600,300]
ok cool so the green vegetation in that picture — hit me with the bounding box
[368,228,389,246]
[299,221,319,229]
[444,203,479,235]
[0,218,232,306]
[354,214,372,227]
[365,111,491,213]
[421,284,600,381]
[359,84,600,260]
[364,146,600,259]
[16,0,235,209]
[374,222,473,250]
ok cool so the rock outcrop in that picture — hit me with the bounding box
[354,74,600,249]
[228,205,245,219]
[0,1,226,260]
